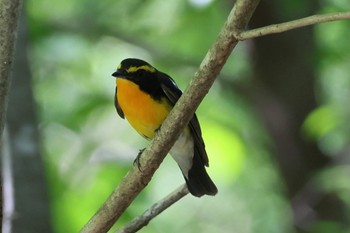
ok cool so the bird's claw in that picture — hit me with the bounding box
[133,148,145,172]
[155,125,161,133]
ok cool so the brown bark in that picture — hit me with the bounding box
[0,0,21,229]
[0,0,21,137]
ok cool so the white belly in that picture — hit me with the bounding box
[170,131,194,178]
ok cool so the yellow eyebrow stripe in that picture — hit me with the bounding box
[127,65,155,73]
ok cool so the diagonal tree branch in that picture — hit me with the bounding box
[80,0,260,232]
[115,184,189,233]
[236,11,350,40]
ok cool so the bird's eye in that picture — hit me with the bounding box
[137,69,147,78]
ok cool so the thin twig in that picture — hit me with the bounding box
[80,0,260,232]
[236,11,350,40]
[115,185,189,233]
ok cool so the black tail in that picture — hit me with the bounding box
[184,151,218,197]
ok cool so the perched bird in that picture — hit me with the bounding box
[112,58,217,197]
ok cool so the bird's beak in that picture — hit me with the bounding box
[112,70,129,79]
[111,71,120,77]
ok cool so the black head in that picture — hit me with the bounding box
[112,58,165,100]
[112,58,157,79]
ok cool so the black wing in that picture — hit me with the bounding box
[114,86,125,119]
[158,72,209,166]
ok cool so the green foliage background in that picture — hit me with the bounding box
[25,0,350,232]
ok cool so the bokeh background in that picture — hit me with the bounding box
[4,0,350,232]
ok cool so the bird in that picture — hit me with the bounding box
[112,58,217,197]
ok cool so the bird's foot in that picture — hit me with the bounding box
[154,125,161,133]
[133,148,145,172]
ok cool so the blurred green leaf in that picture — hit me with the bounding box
[302,106,339,140]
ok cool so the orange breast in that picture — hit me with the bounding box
[116,78,171,139]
